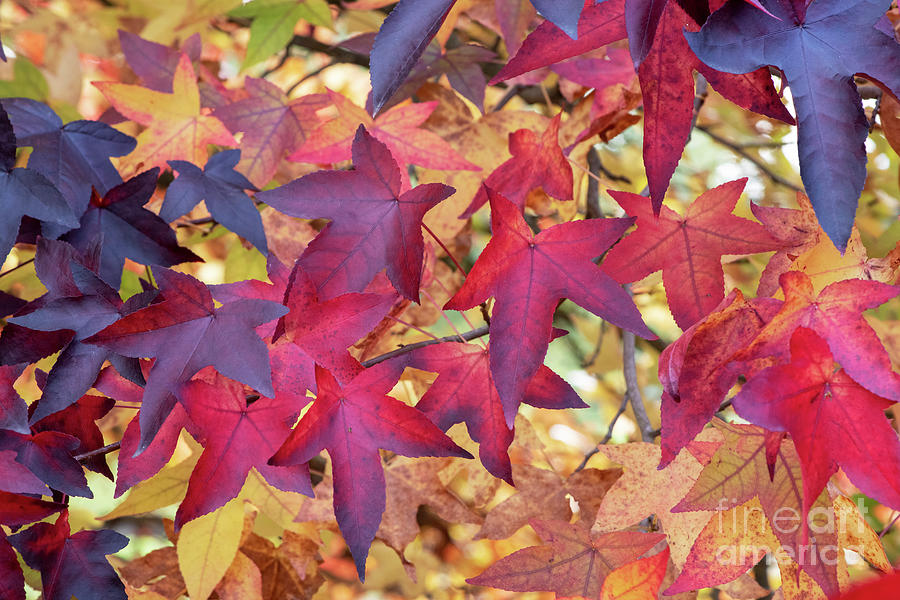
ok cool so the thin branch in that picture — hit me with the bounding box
[361,325,489,368]
[74,441,121,463]
[0,257,34,279]
[686,74,709,145]
[492,84,521,112]
[696,125,802,192]
[624,324,654,442]
[574,393,629,472]
[286,60,338,95]
[423,222,466,276]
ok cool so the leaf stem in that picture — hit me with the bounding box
[74,441,121,463]
[0,257,34,279]
[361,325,489,367]
[422,223,466,276]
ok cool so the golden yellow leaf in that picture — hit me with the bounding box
[176,497,247,600]
[94,54,236,177]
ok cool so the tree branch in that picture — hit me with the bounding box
[74,441,121,463]
[696,125,802,192]
[361,325,489,368]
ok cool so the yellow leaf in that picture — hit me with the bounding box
[176,497,246,600]
[94,54,236,177]
[238,468,309,531]
[101,452,199,520]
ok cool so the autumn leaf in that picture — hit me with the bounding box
[733,328,900,523]
[602,178,785,329]
[85,268,287,453]
[445,187,654,418]
[212,79,327,187]
[259,126,454,300]
[270,364,471,579]
[94,54,237,177]
[288,89,479,171]
[8,510,129,600]
[462,113,572,217]
[601,547,670,600]
[686,0,900,249]
[384,338,586,481]
[174,371,313,527]
[467,519,666,599]
[162,150,266,254]
[61,168,202,287]
[732,271,900,400]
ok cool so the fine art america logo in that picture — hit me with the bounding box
[713,497,869,567]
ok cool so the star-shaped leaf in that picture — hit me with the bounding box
[386,340,586,481]
[467,519,666,599]
[259,125,455,300]
[175,372,312,527]
[61,168,202,287]
[269,363,471,579]
[733,271,900,400]
[85,267,287,454]
[162,150,266,254]
[8,510,128,600]
[269,261,395,395]
[686,0,900,249]
[94,54,237,177]
[602,178,785,329]
[288,89,479,171]
[445,187,654,419]
[462,113,572,217]
[212,78,327,186]
[2,97,135,217]
[0,102,78,261]
[733,328,900,522]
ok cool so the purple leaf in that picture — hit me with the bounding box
[685,0,900,250]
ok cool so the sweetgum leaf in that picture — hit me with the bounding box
[0,532,23,600]
[212,79,327,186]
[602,179,784,329]
[467,519,666,598]
[1,97,135,218]
[8,510,128,600]
[734,328,900,522]
[445,188,654,420]
[163,150,267,254]
[0,102,78,259]
[384,340,586,482]
[260,126,454,300]
[118,30,202,93]
[85,268,287,454]
[685,0,900,250]
[61,168,202,287]
[175,372,312,527]
[270,364,471,579]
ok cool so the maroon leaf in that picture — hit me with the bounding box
[85,268,287,454]
[445,187,654,422]
[270,364,471,579]
[258,126,454,301]
[8,510,128,600]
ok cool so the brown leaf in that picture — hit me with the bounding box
[240,531,324,600]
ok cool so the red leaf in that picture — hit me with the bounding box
[259,126,455,300]
[462,113,573,217]
[175,372,312,526]
[445,188,653,420]
[733,327,900,519]
[270,364,471,579]
[733,271,900,400]
[602,179,785,329]
[0,492,64,526]
[601,546,670,599]
[385,340,586,482]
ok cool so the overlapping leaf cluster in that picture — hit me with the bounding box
[1,0,900,598]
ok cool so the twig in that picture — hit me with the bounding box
[0,257,34,279]
[869,89,883,133]
[686,74,709,145]
[574,393,629,472]
[423,223,466,276]
[286,60,338,95]
[492,85,521,112]
[361,325,489,367]
[623,322,654,442]
[880,511,900,539]
[74,441,121,463]
[696,125,802,192]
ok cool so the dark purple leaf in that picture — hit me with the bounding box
[685,0,900,250]
[163,150,266,254]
